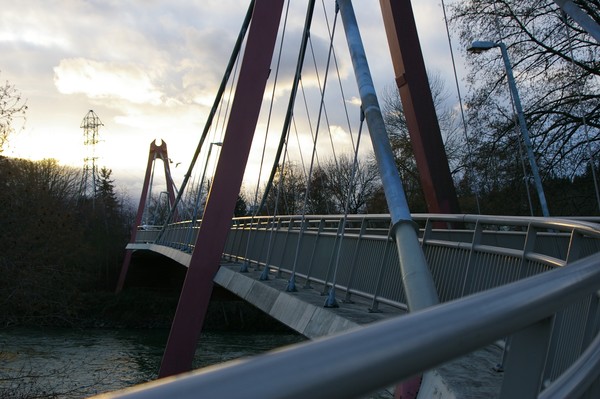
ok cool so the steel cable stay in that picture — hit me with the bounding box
[258,80,322,280]
[321,0,355,152]
[308,34,339,170]
[324,107,365,308]
[286,4,339,293]
[183,32,243,249]
[439,0,481,214]
[259,124,293,281]
[298,78,323,178]
[292,114,308,181]
[298,78,332,214]
[254,0,317,219]
[155,0,255,244]
[239,0,292,272]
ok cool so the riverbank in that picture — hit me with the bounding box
[1,285,298,333]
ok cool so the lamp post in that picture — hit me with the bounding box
[192,141,223,222]
[468,41,550,217]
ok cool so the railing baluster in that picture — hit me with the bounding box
[343,218,367,303]
[499,316,553,399]
[304,218,326,289]
[461,220,483,296]
[518,222,538,279]
[369,221,394,312]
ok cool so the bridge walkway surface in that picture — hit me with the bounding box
[127,239,505,398]
[215,261,503,399]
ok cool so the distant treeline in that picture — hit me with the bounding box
[0,156,134,327]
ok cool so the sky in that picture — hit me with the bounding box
[0,0,468,202]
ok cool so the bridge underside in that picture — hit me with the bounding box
[127,243,400,338]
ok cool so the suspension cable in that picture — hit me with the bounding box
[239,0,292,271]
[285,3,339,292]
[321,0,356,153]
[324,107,365,308]
[255,0,317,216]
[259,122,294,280]
[155,0,254,242]
[308,34,339,169]
[440,0,481,213]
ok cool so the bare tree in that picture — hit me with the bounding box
[262,162,307,215]
[317,155,381,214]
[0,76,27,153]
[451,0,600,181]
[381,73,464,212]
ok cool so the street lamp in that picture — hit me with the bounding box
[192,141,223,222]
[468,41,550,217]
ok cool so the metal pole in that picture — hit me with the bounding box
[379,0,461,215]
[337,0,438,311]
[158,0,285,377]
[193,142,222,221]
[553,0,600,43]
[498,43,550,217]
[157,0,255,235]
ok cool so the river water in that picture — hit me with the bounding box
[0,328,305,398]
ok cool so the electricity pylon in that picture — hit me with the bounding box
[79,110,103,204]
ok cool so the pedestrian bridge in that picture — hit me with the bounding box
[112,213,600,398]
[100,0,600,396]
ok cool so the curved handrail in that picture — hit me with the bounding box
[97,253,600,399]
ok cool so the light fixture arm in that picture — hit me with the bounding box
[468,41,550,217]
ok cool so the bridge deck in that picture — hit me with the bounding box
[128,243,503,397]
[215,262,404,338]
[215,262,503,399]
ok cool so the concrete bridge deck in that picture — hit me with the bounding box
[128,242,504,397]
[214,262,503,399]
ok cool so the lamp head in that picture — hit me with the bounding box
[467,40,498,54]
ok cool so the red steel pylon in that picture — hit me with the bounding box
[115,139,177,293]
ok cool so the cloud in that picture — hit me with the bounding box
[54,58,164,105]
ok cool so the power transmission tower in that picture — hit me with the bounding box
[79,110,103,204]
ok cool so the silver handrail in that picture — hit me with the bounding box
[96,253,600,399]
[129,213,600,392]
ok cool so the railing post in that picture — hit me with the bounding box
[420,217,433,247]
[461,221,483,296]
[369,221,394,312]
[304,218,326,289]
[257,218,270,270]
[566,229,583,264]
[281,216,295,267]
[322,220,345,296]
[242,217,260,272]
[518,222,538,279]
[499,316,553,399]
[262,216,292,281]
[338,0,439,312]
[344,218,368,303]
[235,218,250,264]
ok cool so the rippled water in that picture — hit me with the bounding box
[0,328,304,398]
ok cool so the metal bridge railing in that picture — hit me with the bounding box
[132,213,600,394]
[100,251,600,399]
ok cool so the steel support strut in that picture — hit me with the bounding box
[158,0,284,378]
[379,0,460,215]
[337,0,438,312]
[115,139,176,293]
